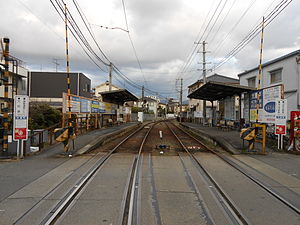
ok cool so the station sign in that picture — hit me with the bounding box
[13,95,29,140]
[275,99,287,135]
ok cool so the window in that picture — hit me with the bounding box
[270,68,282,84]
[85,84,90,92]
[247,77,256,88]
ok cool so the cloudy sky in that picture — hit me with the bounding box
[1,0,300,100]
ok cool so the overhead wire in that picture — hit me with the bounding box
[51,0,109,72]
[49,0,108,72]
[211,0,293,70]
[208,0,237,46]
[72,0,111,65]
[211,0,258,56]
[178,0,225,77]
[204,0,230,41]
[121,0,148,87]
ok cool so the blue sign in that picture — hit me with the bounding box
[91,100,100,113]
[80,99,91,113]
[264,101,275,113]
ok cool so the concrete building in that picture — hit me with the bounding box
[135,97,159,117]
[0,56,28,112]
[28,72,91,107]
[94,81,120,97]
[238,49,300,121]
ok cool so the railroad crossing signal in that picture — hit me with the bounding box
[54,126,75,152]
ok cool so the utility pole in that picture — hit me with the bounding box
[53,58,60,72]
[195,41,208,124]
[109,62,112,91]
[180,78,183,123]
[142,85,144,100]
[201,41,207,124]
[141,86,145,111]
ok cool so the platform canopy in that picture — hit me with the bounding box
[99,89,138,105]
[187,81,255,101]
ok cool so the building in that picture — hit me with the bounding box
[94,81,120,97]
[28,72,91,107]
[135,96,159,118]
[0,56,28,112]
[188,74,239,122]
[238,49,300,121]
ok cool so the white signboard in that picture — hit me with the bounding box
[275,99,287,135]
[194,111,203,118]
[13,95,29,140]
[250,85,283,123]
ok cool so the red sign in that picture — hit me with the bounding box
[14,128,27,140]
[275,125,286,135]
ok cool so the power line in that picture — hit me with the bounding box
[121,0,148,87]
[72,0,111,65]
[204,0,230,41]
[212,0,258,56]
[211,0,293,70]
[178,0,224,77]
[208,0,237,45]
[50,0,109,72]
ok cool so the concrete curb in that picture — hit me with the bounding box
[180,123,240,155]
[75,123,141,155]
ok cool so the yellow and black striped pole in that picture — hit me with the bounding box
[2,38,10,154]
[252,17,265,150]
[64,4,72,151]
[256,17,265,123]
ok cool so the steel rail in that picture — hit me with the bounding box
[176,123,300,215]
[165,122,250,225]
[41,123,151,225]
[124,122,156,225]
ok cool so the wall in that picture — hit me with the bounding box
[29,72,91,98]
[239,54,300,120]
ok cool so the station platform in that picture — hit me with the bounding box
[0,122,139,201]
[181,122,300,181]
[181,122,273,154]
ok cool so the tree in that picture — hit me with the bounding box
[29,104,61,130]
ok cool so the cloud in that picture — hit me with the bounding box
[1,0,300,101]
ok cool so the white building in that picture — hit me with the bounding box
[238,49,300,121]
[94,81,120,97]
[135,97,159,118]
[0,56,28,112]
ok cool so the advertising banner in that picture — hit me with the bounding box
[91,100,100,113]
[250,85,283,123]
[62,93,120,115]
[99,102,106,113]
[70,96,81,113]
[80,98,91,113]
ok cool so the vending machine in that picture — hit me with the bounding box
[290,111,300,151]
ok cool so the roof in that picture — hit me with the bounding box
[100,89,138,105]
[188,74,239,88]
[140,97,159,102]
[187,81,255,101]
[238,49,300,77]
[95,81,120,90]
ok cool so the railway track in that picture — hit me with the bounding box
[166,121,300,225]
[5,120,300,225]
[10,122,154,225]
